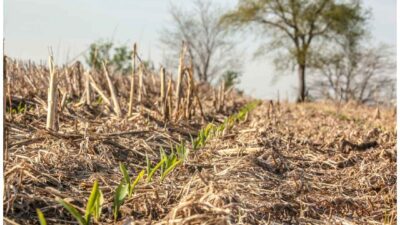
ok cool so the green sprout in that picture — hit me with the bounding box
[146,156,166,182]
[130,170,145,196]
[113,182,129,221]
[175,141,188,162]
[58,180,102,225]
[95,96,103,105]
[36,209,47,225]
[159,147,183,182]
[119,163,145,197]
[192,101,260,151]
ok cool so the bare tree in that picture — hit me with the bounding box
[310,43,395,105]
[160,0,240,83]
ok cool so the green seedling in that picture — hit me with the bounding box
[36,209,47,225]
[175,141,188,161]
[159,147,183,182]
[190,134,197,150]
[58,199,86,225]
[130,170,145,197]
[119,163,131,192]
[8,102,27,114]
[192,101,260,151]
[192,129,204,150]
[114,164,145,220]
[204,123,216,140]
[113,183,129,221]
[119,163,145,197]
[58,180,102,225]
[95,96,103,105]
[147,158,166,182]
[17,102,26,113]
[84,180,102,222]
[236,110,247,121]
[159,147,168,173]
[93,188,104,222]
[193,124,213,150]
[161,159,182,182]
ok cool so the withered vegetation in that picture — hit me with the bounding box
[3,51,396,224]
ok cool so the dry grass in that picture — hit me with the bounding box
[3,57,396,224]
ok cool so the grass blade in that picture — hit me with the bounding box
[36,209,47,225]
[147,158,166,182]
[58,199,86,225]
[129,170,145,197]
[84,180,99,222]
[119,163,131,191]
[161,160,182,181]
[113,183,129,221]
[93,188,104,222]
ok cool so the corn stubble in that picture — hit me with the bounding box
[3,43,396,225]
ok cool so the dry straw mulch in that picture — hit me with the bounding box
[3,58,396,224]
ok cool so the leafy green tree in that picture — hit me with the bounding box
[220,70,241,89]
[112,46,132,73]
[221,0,368,102]
[142,60,155,71]
[85,41,133,74]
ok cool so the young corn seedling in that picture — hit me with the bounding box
[191,101,260,151]
[113,182,129,221]
[95,96,103,105]
[222,116,236,134]
[204,123,216,140]
[190,134,196,150]
[8,102,27,114]
[114,163,146,221]
[236,109,247,122]
[130,170,145,196]
[146,154,166,182]
[192,128,205,150]
[119,163,145,197]
[159,147,182,182]
[175,140,188,161]
[58,180,103,225]
[192,123,216,150]
[216,122,225,136]
[17,102,26,114]
[36,209,47,225]
[161,158,182,182]
[93,187,104,222]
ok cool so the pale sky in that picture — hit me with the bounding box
[4,0,396,101]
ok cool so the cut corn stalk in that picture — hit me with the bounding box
[102,61,122,117]
[88,74,112,106]
[85,71,91,105]
[173,43,187,120]
[127,43,137,116]
[46,55,58,130]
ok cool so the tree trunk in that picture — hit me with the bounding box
[297,64,306,102]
